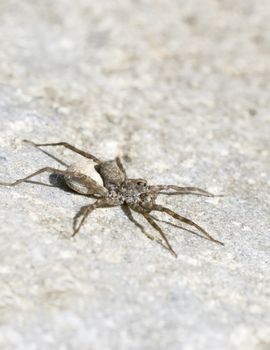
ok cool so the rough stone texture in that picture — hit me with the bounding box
[0,1,269,349]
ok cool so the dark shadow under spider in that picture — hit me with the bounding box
[0,140,224,257]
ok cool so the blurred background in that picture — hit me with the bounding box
[0,1,269,349]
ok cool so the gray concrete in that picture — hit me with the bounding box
[0,1,269,349]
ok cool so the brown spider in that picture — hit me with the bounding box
[0,140,224,257]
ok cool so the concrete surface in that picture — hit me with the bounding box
[0,1,270,349]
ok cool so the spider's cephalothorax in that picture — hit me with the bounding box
[94,159,156,207]
[0,140,224,257]
[119,179,157,209]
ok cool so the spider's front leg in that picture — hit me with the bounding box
[150,185,217,197]
[152,204,224,245]
[142,211,178,257]
[121,204,170,252]
[131,204,178,257]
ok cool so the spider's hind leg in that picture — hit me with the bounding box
[151,185,216,197]
[24,140,101,163]
[0,167,74,187]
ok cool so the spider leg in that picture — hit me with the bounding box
[151,185,217,197]
[116,157,127,179]
[72,203,97,237]
[24,140,101,163]
[121,204,167,249]
[142,211,177,257]
[152,204,224,245]
[149,214,210,241]
[72,199,113,237]
[0,167,74,187]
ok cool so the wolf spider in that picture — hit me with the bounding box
[0,140,224,257]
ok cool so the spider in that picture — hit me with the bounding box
[0,140,224,257]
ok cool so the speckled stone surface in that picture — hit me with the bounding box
[0,1,269,349]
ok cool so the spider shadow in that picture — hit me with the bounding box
[23,146,95,197]
[25,174,73,193]
[25,175,99,199]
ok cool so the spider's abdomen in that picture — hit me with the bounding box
[64,159,107,195]
[95,160,125,189]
